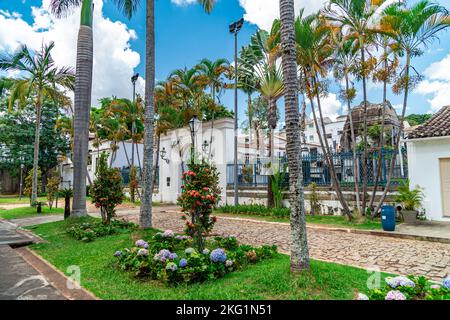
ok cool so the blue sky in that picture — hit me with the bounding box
[1,0,450,126]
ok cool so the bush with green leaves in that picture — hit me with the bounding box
[217,204,290,217]
[90,152,125,224]
[46,175,60,210]
[23,168,42,204]
[308,182,321,215]
[357,275,450,300]
[395,180,424,211]
[129,165,139,203]
[66,219,137,242]
[114,231,277,284]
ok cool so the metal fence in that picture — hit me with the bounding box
[227,149,408,188]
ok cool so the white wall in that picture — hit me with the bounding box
[407,137,450,221]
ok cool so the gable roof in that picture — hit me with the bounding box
[407,106,450,139]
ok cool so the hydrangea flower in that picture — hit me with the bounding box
[357,293,369,300]
[210,248,227,263]
[166,262,178,272]
[114,251,122,257]
[385,290,407,300]
[430,284,441,290]
[135,239,148,248]
[163,230,174,238]
[202,249,210,255]
[169,252,178,260]
[153,249,171,262]
[185,247,196,255]
[137,249,149,257]
[443,277,450,289]
[179,258,187,268]
[385,276,415,288]
[225,259,233,267]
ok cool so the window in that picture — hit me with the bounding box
[326,134,332,139]
[309,135,314,141]
[166,177,170,187]
[245,153,249,164]
[309,123,314,128]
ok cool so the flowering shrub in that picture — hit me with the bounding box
[114,232,277,284]
[66,219,137,242]
[177,162,221,251]
[90,152,125,224]
[357,275,450,300]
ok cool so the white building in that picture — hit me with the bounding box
[303,116,347,153]
[406,105,450,221]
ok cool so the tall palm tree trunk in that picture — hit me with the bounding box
[152,132,160,193]
[344,75,361,214]
[208,86,215,159]
[72,1,93,217]
[267,99,277,208]
[279,0,309,272]
[31,95,42,205]
[360,44,369,216]
[140,0,155,228]
[247,92,253,145]
[373,52,411,217]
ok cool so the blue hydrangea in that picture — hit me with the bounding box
[385,276,415,288]
[169,252,178,260]
[443,277,450,289]
[179,258,187,268]
[135,239,148,248]
[153,249,171,262]
[210,248,227,263]
[185,247,196,255]
[114,251,122,257]
[166,262,178,272]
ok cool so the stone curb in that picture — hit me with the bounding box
[16,247,99,300]
[163,210,450,245]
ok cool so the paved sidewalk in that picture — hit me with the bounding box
[0,219,34,247]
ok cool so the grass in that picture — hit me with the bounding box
[215,211,386,230]
[0,196,47,204]
[0,206,63,220]
[27,219,393,300]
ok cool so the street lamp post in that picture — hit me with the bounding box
[131,73,139,168]
[188,116,201,164]
[19,163,24,201]
[229,18,244,206]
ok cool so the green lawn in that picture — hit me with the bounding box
[0,206,63,220]
[215,212,387,230]
[27,219,393,300]
[0,196,47,204]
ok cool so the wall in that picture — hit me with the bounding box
[407,137,450,221]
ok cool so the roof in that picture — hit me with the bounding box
[407,106,450,139]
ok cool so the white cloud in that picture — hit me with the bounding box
[415,54,450,113]
[239,0,328,31]
[308,93,343,121]
[0,0,144,106]
[171,0,197,7]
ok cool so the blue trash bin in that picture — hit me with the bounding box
[381,205,396,231]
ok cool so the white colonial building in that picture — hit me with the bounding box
[406,105,450,221]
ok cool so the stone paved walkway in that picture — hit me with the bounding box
[117,207,450,281]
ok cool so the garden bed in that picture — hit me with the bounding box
[26,219,397,300]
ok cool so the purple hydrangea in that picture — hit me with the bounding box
[179,258,187,268]
[443,277,450,289]
[357,293,369,300]
[385,290,407,300]
[210,248,227,263]
[225,259,233,267]
[135,239,148,248]
[166,262,178,272]
[385,276,415,288]
[163,230,174,238]
[202,249,210,255]
[185,247,196,255]
[154,249,172,262]
[137,249,149,257]
[114,251,122,257]
[169,252,178,260]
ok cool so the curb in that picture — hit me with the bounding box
[16,247,99,300]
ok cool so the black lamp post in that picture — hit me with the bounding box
[229,17,244,206]
[160,147,169,164]
[188,115,201,164]
[131,73,139,168]
[19,162,24,201]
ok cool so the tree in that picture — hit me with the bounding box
[373,0,450,216]
[279,0,310,272]
[50,0,140,218]
[0,43,74,205]
[47,175,60,210]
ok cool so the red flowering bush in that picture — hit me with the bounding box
[177,161,221,251]
[90,152,125,224]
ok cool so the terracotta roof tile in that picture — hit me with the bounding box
[407,106,450,139]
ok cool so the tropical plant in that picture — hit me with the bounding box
[46,175,60,210]
[50,0,140,218]
[129,165,139,203]
[0,42,74,205]
[308,182,321,215]
[90,152,125,225]
[395,180,424,211]
[373,0,450,216]
[279,0,310,272]
[24,168,42,205]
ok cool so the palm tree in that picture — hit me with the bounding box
[295,11,353,219]
[196,58,229,158]
[323,0,396,216]
[373,0,450,216]
[139,0,217,229]
[279,0,310,272]
[0,42,75,205]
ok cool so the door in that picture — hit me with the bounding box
[440,158,450,217]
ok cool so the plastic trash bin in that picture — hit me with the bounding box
[381,205,396,231]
